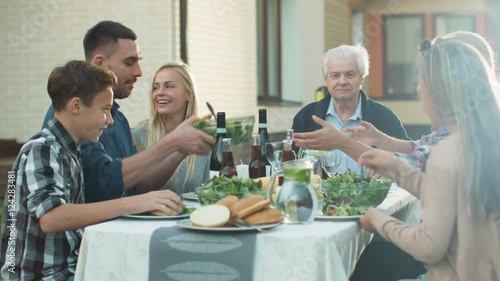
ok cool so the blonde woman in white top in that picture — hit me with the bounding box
[132,62,209,195]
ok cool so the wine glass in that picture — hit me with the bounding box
[265,142,283,174]
[320,150,340,177]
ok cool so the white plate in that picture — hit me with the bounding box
[315,214,363,221]
[176,218,282,232]
[121,213,190,220]
[181,192,198,201]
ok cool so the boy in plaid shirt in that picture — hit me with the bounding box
[0,61,183,280]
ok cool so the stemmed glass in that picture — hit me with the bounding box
[320,150,340,178]
[265,142,283,174]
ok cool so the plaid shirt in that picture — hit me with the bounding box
[394,126,449,171]
[0,118,84,281]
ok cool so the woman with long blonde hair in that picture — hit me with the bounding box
[358,36,500,280]
[132,62,209,194]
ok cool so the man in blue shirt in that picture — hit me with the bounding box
[43,21,214,204]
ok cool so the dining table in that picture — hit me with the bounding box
[74,186,420,281]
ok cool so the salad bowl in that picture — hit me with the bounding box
[320,172,391,216]
[195,175,265,205]
[193,115,255,146]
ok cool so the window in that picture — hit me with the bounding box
[434,14,475,36]
[257,0,281,102]
[383,15,424,99]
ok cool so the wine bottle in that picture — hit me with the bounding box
[210,112,227,174]
[220,138,237,178]
[285,128,297,155]
[282,139,295,163]
[258,109,271,165]
[249,134,266,179]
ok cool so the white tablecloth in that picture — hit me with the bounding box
[74,187,419,281]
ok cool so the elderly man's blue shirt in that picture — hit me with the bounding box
[325,96,363,173]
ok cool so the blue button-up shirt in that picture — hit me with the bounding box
[42,102,136,202]
[325,96,363,174]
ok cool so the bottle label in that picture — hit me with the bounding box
[258,123,267,129]
[216,128,227,134]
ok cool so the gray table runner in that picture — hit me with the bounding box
[149,226,257,281]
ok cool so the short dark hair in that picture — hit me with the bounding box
[47,60,117,111]
[83,21,137,61]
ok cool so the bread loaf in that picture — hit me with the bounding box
[189,205,230,227]
[215,195,239,209]
[150,208,181,216]
[244,208,284,225]
[229,194,271,218]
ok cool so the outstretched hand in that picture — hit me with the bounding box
[343,120,380,147]
[170,115,215,155]
[127,189,184,215]
[358,149,398,179]
[293,115,344,150]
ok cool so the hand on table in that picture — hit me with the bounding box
[293,115,345,150]
[359,208,382,233]
[127,190,184,215]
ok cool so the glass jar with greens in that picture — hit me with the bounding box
[267,159,318,224]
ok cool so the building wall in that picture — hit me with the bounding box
[3,0,492,144]
[264,0,325,133]
[0,0,330,144]
[366,0,486,14]
[187,0,257,120]
[363,0,489,126]
[324,0,351,50]
[0,0,180,143]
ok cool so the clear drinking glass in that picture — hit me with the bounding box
[265,142,283,174]
[320,150,340,177]
[298,149,325,176]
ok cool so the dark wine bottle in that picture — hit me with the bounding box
[258,109,271,165]
[220,138,237,178]
[249,134,266,179]
[285,128,297,154]
[209,112,227,173]
[282,139,295,163]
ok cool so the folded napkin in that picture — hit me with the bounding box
[149,226,257,281]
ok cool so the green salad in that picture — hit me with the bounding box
[226,118,254,146]
[196,175,264,205]
[192,117,254,146]
[193,119,217,137]
[182,206,197,214]
[321,171,391,216]
[323,205,367,216]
